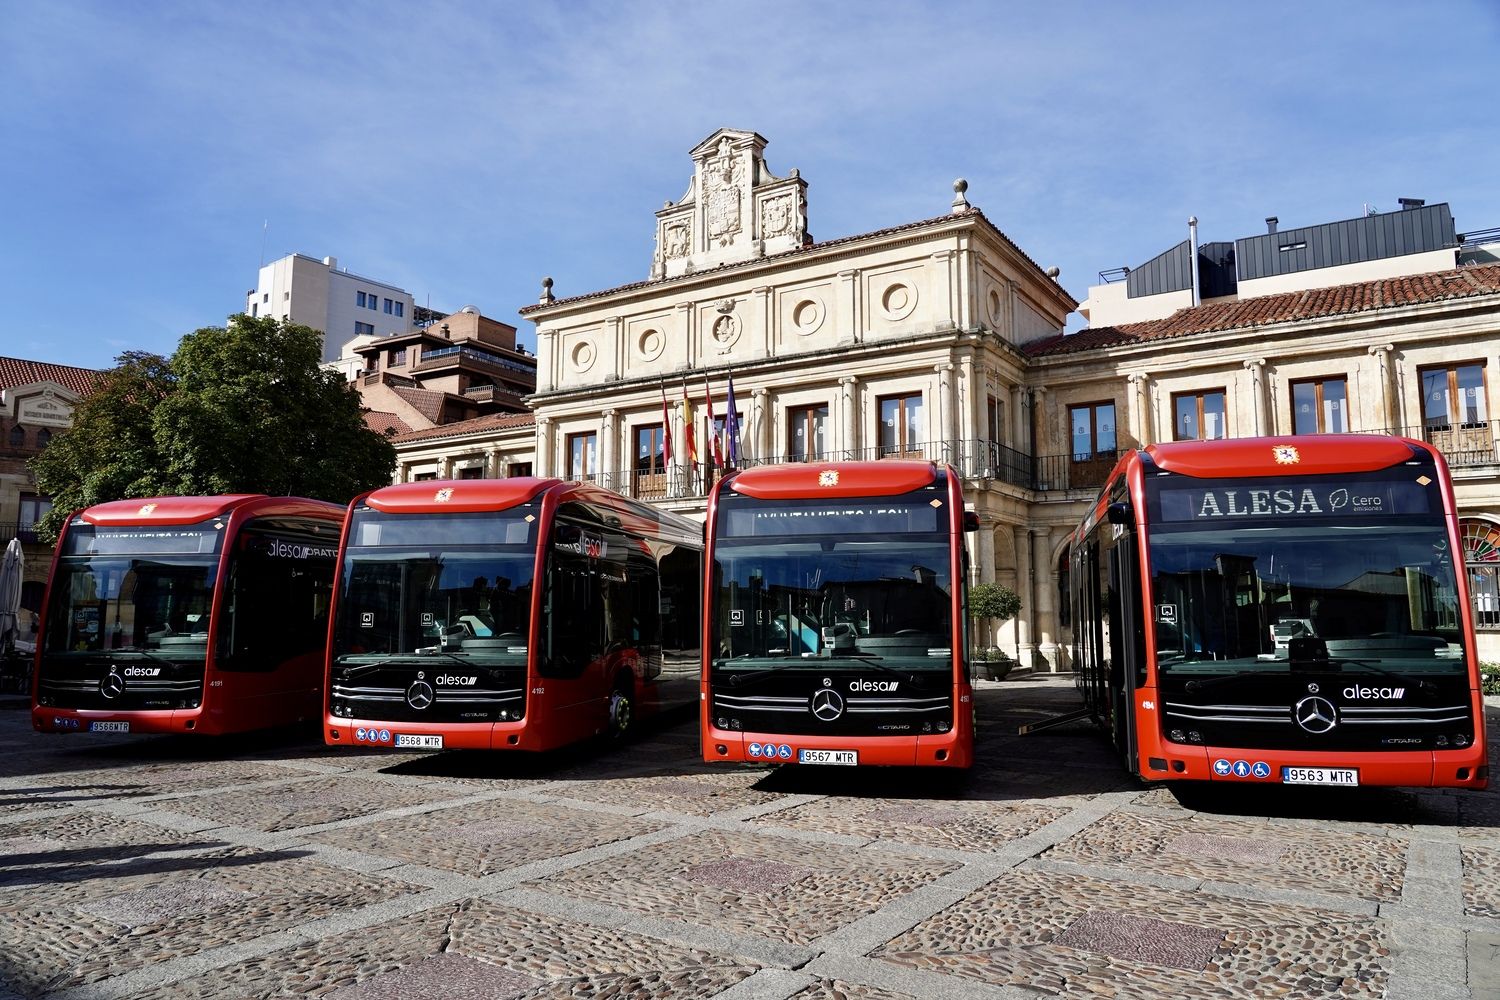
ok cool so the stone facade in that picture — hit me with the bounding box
[389,129,1500,668]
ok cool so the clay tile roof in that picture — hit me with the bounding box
[389,385,451,424]
[519,207,1076,315]
[1025,261,1500,358]
[0,356,104,397]
[391,411,535,445]
[363,411,412,437]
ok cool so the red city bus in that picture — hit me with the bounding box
[324,478,701,752]
[702,461,976,768]
[33,495,343,736]
[1070,435,1487,789]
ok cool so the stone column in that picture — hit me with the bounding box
[1127,373,1150,447]
[535,417,554,478]
[1243,358,1268,436]
[1006,279,1021,344]
[1034,528,1057,670]
[839,376,858,458]
[959,353,979,473]
[838,270,860,344]
[930,250,956,329]
[1012,385,1028,455]
[1014,526,1034,665]
[675,303,694,368]
[600,409,617,490]
[935,362,955,464]
[1368,343,1396,431]
[488,448,503,478]
[605,317,623,381]
[440,454,455,480]
[752,286,772,358]
[752,387,771,464]
[537,329,557,392]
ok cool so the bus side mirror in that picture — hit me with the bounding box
[962,512,980,533]
[1106,503,1131,526]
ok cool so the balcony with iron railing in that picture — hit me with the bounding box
[0,522,43,546]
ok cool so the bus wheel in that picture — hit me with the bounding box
[607,679,634,741]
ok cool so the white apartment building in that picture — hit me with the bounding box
[245,253,416,361]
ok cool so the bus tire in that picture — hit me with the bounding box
[607,675,635,741]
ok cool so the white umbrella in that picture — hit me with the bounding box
[0,537,22,653]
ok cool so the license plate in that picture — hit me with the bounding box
[1282,766,1359,786]
[798,749,857,766]
[90,721,130,733]
[393,734,443,749]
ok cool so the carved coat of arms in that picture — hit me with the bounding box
[705,143,744,247]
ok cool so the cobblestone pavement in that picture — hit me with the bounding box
[1,676,1496,999]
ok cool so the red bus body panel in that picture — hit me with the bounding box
[1078,436,1488,790]
[32,495,344,737]
[701,461,975,769]
[324,478,698,753]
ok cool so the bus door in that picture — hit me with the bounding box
[542,522,630,742]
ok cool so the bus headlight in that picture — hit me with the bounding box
[1169,729,1186,742]
[1454,734,1471,748]
[716,717,728,729]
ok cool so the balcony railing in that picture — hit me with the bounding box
[0,522,43,546]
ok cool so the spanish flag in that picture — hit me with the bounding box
[681,378,697,464]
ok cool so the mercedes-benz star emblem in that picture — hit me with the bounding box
[810,688,845,722]
[1294,696,1337,734]
[99,671,126,700]
[406,680,435,711]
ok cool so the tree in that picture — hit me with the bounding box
[33,316,396,542]
[969,582,1022,660]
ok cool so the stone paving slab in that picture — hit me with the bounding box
[1462,843,1500,920]
[747,794,1069,854]
[0,847,421,995]
[159,774,468,833]
[552,770,789,817]
[1043,807,1407,902]
[532,828,959,946]
[304,797,669,877]
[122,899,759,1000]
[874,867,1392,998]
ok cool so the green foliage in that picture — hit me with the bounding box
[1482,663,1500,696]
[969,582,1022,623]
[31,316,396,543]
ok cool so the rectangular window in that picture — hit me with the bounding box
[987,394,1005,445]
[878,393,923,457]
[1069,402,1116,459]
[262,293,269,304]
[457,466,483,480]
[634,424,667,499]
[506,462,532,478]
[394,302,403,318]
[387,348,405,368]
[1291,377,1348,434]
[1422,362,1488,429]
[788,405,828,462]
[384,298,393,314]
[356,291,367,307]
[251,303,258,317]
[1173,390,1227,441]
[566,432,597,480]
[355,321,374,335]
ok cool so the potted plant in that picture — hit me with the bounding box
[969,582,1022,681]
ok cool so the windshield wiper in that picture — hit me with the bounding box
[823,653,919,683]
[108,646,178,666]
[335,650,476,678]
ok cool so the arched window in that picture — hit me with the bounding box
[8,425,24,449]
[1461,518,1500,631]
[36,427,52,448]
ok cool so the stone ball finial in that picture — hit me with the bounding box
[1045,266,1061,279]
[539,276,555,305]
[951,178,970,214]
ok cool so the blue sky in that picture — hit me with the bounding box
[3,2,1498,370]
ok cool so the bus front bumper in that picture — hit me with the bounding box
[704,727,971,768]
[1143,743,1487,789]
[324,716,531,751]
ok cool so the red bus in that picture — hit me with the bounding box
[324,478,701,752]
[1070,435,1487,789]
[33,495,343,736]
[702,461,976,768]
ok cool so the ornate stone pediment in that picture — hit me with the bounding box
[651,128,808,279]
[3,381,79,426]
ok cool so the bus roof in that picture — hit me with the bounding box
[364,478,560,514]
[80,495,344,526]
[1144,435,1427,478]
[727,461,940,499]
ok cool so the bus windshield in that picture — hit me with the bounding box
[44,521,223,659]
[713,536,953,672]
[332,508,537,666]
[1148,522,1465,676]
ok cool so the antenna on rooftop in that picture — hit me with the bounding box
[259,220,268,267]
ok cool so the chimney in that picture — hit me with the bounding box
[1188,217,1200,307]
[1398,197,1425,210]
[1265,217,1278,234]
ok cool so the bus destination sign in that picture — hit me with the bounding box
[1158,480,1432,523]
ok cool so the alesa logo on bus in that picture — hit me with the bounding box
[435,675,478,686]
[121,666,161,678]
[849,679,900,693]
[1344,686,1405,700]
